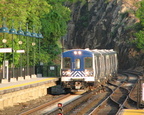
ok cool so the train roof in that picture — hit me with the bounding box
[63,49,116,55]
[63,49,92,53]
[62,49,93,57]
[86,48,116,55]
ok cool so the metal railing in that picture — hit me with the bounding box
[0,66,35,83]
[0,65,60,83]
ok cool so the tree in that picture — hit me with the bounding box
[134,1,144,49]
[0,0,71,67]
[40,0,71,63]
[135,31,144,49]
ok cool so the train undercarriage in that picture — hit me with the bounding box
[61,80,100,93]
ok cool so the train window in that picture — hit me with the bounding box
[75,59,80,69]
[85,57,92,69]
[63,57,71,69]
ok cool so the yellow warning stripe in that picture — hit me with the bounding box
[123,109,144,112]
[0,78,56,91]
[121,109,144,115]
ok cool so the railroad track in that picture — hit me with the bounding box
[19,85,103,115]
[88,72,139,115]
[19,91,97,115]
[19,94,71,115]
[19,71,141,115]
[88,81,127,115]
[66,74,128,115]
[67,72,140,115]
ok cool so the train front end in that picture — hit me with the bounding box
[61,49,95,92]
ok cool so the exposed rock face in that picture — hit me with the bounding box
[65,0,144,70]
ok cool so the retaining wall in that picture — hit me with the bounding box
[0,78,58,110]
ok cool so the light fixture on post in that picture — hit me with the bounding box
[36,28,43,77]
[17,22,24,77]
[37,28,43,66]
[9,20,17,79]
[31,25,37,77]
[24,23,31,77]
[0,17,9,79]
[0,17,9,33]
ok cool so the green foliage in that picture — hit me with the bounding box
[134,30,144,49]
[42,1,71,38]
[0,0,50,28]
[133,1,144,49]
[136,1,144,27]
[0,0,71,67]
[41,0,71,62]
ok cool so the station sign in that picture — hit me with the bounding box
[16,50,25,53]
[50,66,55,70]
[0,48,12,53]
[142,83,144,101]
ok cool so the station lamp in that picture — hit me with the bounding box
[37,28,43,66]
[37,32,43,38]
[31,25,37,37]
[9,21,17,34]
[37,32,43,55]
[0,17,9,33]
[17,22,24,36]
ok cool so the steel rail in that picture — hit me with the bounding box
[19,94,71,115]
[88,74,129,115]
[116,73,139,114]
[88,82,125,115]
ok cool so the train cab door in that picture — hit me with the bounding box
[71,58,83,71]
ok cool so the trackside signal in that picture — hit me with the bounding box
[58,103,63,115]
[58,113,63,115]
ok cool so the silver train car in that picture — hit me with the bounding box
[60,49,118,92]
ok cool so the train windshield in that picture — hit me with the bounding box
[63,57,71,69]
[84,57,92,69]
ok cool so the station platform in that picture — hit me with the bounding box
[0,77,59,93]
[120,109,144,115]
[0,76,59,110]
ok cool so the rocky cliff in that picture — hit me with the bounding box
[64,0,144,70]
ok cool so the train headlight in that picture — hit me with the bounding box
[78,51,82,55]
[62,70,71,76]
[74,51,77,55]
[85,71,89,75]
[85,70,93,76]
[89,71,93,76]
[89,71,94,76]
[67,71,71,75]
[73,51,82,55]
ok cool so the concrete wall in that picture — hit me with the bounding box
[0,81,56,110]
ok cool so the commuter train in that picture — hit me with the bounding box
[60,49,118,92]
